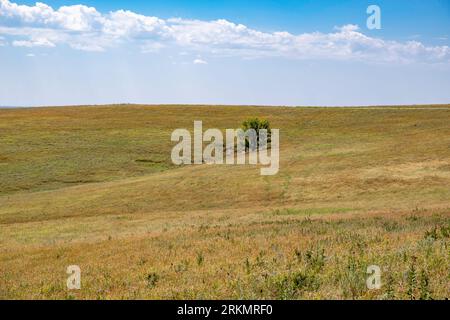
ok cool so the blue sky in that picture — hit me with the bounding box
[0,0,449,106]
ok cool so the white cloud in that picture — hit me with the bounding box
[0,0,102,31]
[193,58,207,64]
[141,41,165,53]
[0,0,449,64]
[26,53,34,57]
[12,37,55,47]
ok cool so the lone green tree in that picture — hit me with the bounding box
[241,118,271,151]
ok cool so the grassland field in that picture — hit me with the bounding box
[0,104,449,299]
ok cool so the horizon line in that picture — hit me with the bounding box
[1,103,450,110]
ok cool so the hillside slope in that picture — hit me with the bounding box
[0,105,449,299]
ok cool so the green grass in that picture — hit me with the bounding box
[269,207,354,216]
[0,104,449,299]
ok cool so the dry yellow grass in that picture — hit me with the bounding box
[0,104,449,299]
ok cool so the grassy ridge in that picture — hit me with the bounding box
[0,104,449,299]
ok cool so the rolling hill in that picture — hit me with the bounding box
[0,104,449,299]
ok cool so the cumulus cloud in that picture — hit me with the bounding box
[193,58,207,64]
[0,0,449,63]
